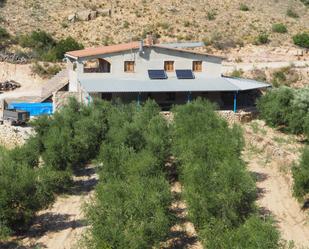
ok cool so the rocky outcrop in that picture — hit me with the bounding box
[0,50,30,64]
[0,124,34,149]
[217,109,258,124]
[69,8,111,22]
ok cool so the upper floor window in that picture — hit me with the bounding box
[193,61,202,72]
[164,61,174,72]
[124,61,135,72]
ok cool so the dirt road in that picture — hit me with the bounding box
[243,121,309,248]
[20,165,97,249]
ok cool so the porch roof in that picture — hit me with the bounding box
[78,76,271,93]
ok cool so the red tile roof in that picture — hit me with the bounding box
[65,41,225,59]
[66,41,144,59]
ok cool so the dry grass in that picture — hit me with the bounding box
[1,0,309,48]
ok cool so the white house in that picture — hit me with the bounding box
[64,39,270,111]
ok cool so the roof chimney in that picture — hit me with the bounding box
[146,34,154,46]
[139,40,144,54]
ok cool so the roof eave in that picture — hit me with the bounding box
[65,53,79,60]
[153,45,226,60]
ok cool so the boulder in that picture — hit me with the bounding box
[68,14,76,22]
[90,10,97,20]
[97,8,111,17]
[76,10,91,21]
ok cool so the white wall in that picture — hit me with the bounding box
[68,46,223,91]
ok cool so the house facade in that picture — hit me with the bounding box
[65,40,270,111]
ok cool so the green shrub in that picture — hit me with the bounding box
[255,32,269,45]
[0,99,112,239]
[86,100,173,249]
[293,33,309,49]
[287,88,309,134]
[53,36,84,60]
[18,30,56,50]
[172,100,256,228]
[31,62,62,78]
[207,11,217,20]
[18,31,83,62]
[257,87,294,127]
[286,8,299,18]
[0,27,9,40]
[300,0,309,6]
[272,23,287,33]
[172,99,280,248]
[239,3,250,11]
[201,216,280,249]
[272,70,287,87]
[0,147,53,236]
[258,87,309,135]
[293,147,309,200]
[304,114,309,138]
[231,69,244,78]
[0,27,11,47]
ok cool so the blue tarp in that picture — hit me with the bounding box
[9,102,53,116]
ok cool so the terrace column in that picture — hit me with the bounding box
[187,91,192,103]
[233,92,238,113]
[137,92,141,106]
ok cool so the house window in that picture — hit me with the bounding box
[193,61,202,72]
[124,61,135,72]
[164,61,174,72]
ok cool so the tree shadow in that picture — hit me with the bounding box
[302,199,309,211]
[165,156,179,184]
[0,241,46,249]
[164,230,199,249]
[74,166,96,177]
[0,0,6,8]
[17,213,86,239]
[69,165,98,195]
[256,187,267,199]
[250,171,268,182]
[69,177,98,195]
[259,206,272,216]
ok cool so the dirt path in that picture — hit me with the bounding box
[16,165,97,249]
[223,60,309,73]
[161,158,203,249]
[243,121,309,248]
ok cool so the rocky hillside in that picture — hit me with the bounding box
[1,0,309,48]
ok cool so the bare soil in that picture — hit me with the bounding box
[2,165,98,249]
[161,158,203,249]
[0,62,46,102]
[243,120,309,248]
[1,0,309,49]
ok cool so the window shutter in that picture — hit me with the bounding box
[193,61,202,72]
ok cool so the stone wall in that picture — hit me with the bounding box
[0,124,34,149]
[161,109,258,124]
[217,109,258,124]
[53,91,80,112]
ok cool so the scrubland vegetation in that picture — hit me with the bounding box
[0,99,109,239]
[172,100,280,248]
[85,101,173,249]
[257,88,309,201]
[0,28,83,62]
[257,87,309,136]
[1,97,306,247]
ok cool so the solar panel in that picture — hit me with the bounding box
[176,70,195,79]
[148,70,168,80]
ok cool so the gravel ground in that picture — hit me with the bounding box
[0,123,34,148]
